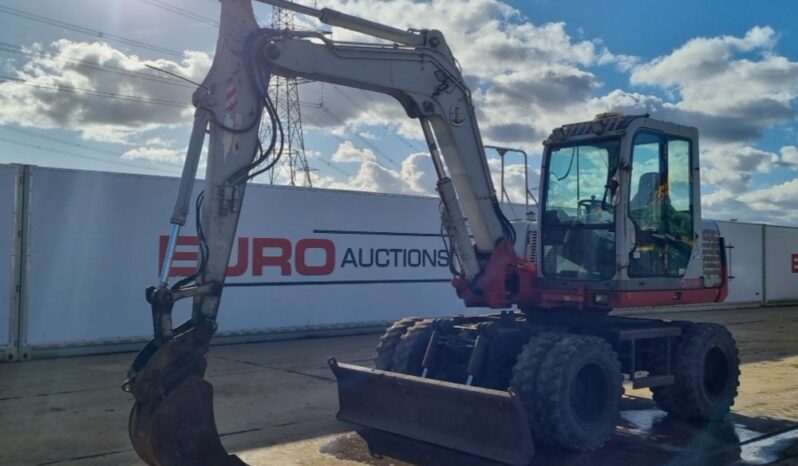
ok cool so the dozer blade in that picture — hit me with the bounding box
[129,375,247,466]
[328,358,535,465]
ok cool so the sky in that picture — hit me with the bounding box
[0,0,796,224]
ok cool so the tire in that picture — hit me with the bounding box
[391,320,435,375]
[652,323,739,421]
[510,332,568,442]
[374,317,423,370]
[535,335,623,451]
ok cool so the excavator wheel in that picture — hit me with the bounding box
[510,332,569,443]
[533,334,623,451]
[374,317,424,370]
[129,375,247,466]
[652,323,740,421]
[391,319,435,375]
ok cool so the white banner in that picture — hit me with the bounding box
[716,221,764,304]
[22,167,470,346]
[0,165,16,349]
[764,225,798,303]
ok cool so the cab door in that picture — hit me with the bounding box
[626,130,695,278]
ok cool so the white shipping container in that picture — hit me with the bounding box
[0,165,16,352]
[716,221,764,304]
[21,167,470,347]
[764,225,798,303]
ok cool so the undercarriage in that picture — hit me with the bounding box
[330,311,740,465]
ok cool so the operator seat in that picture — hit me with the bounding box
[629,172,661,231]
[630,172,660,211]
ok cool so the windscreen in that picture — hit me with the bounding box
[542,140,619,280]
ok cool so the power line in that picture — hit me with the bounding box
[138,0,219,27]
[317,158,355,178]
[0,5,184,58]
[0,75,192,108]
[0,42,194,89]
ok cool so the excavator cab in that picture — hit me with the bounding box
[538,114,723,308]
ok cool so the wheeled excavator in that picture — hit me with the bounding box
[123,1,741,465]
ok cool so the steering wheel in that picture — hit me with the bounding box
[578,198,603,218]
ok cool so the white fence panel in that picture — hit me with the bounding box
[22,167,470,347]
[764,225,798,303]
[716,221,763,304]
[0,165,17,354]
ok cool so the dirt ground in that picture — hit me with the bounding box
[0,305,796,466]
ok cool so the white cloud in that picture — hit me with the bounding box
[703,178,798,224]
[331,140,376,162]
[346,160,406,192]
[629,26,798,143]
[309,150,436,196]
[0,40,210,143]
[701,144,780,192]
[400,152,436,195]
[697,143,798,223]
[121,146,183,163]
[779,146,798,167]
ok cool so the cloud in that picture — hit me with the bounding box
[400,152,436,194]
[0,39,210,142]
[307,150,436,196]
[293,0,631,147]
[331,140,376,162]
[779,146,798,167]
[346,160,406,192]
[703,177,798,224]
[701,144,780,192]
[696,143,798,223]
[629,26,798,144]
[121,146,183,163]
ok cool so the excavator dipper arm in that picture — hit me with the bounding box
[258,28,514,279]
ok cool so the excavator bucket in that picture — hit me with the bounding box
[328,359,535,465]
[128,375,247,466]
